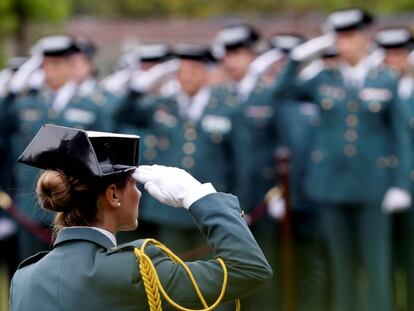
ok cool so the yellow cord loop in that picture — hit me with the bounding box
[134,238,241,311]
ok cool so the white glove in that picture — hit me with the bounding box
[267,196,286,220]
[129,59,179,93]
[8,54,43,94]
[291,33,336,62]
[100,68,132,94]
[132,165,216,209]
[382,187,412,213]
[249,48,284,77]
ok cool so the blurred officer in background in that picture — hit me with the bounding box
[112,43,176,244]
[1,35,106,261]
[273,8,411,311]
[114,43,251,256]
[214,23,288,310]
[70,36,121,132]
[375,27,414,311]
[266,33,329,311]
[214,23,282,218]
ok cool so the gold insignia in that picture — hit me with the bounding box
[344,129,358,142]
[344,144,357,157]
[346,115,358,127]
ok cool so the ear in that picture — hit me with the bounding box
[105,184,121,209]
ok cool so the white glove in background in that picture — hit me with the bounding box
[382,187,412,213]
[291,33,336,62]
[267,196,286,220]
[129,59,180,93]
[133,165,216,209]
[249,48,283,77]
[8,54,43,94]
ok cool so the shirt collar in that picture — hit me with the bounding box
[176,87,211,121]
[340,57,371,88]
[54,227,116,250]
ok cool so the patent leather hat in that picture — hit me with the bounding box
[173,43,215,63]
[326,8,374,33]
[18,124,140,178]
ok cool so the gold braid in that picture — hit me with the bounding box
[134,238,241,311]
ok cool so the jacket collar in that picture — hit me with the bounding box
[54,227,115,250]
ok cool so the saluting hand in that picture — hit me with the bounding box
[132,165,216,209]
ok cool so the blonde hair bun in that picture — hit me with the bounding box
[36,170,72,213]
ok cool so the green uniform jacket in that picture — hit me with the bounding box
[401,86,414,193]
[5,90,106,224]
[227,82,280,210]
[10,193,273,310]
[114,90,252,228]
[275,100,318,211]
[274,59,411,204]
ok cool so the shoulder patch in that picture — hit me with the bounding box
[107,239,144,255]
[18,251,49,269]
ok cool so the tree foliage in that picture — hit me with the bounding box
[71,0,414,17]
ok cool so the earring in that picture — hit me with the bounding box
[117,202,121,207]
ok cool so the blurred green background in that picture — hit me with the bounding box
[0,0,413,67]
[0,1,414,310]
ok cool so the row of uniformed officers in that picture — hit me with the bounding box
[2,7,414,311]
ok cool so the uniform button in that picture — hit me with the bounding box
[347,101,359,112]
[346,115,359,127]
[181,156,195,169]
[376,157,387,169]
[262,166,275,180]
[183,142,196,155]
[210,133,223,144]
[226,96,238,107]
[184,128,197,141]
[368,101,382,113]
[344,144,357,156]
[158,137,170,151]
[184,121,195,129]
[410,171,414,181]
[144,149,157,161]
[344,129,358,142]
[144,135,158,148]
[387,155,399,168]
[321,98,334,110]
[311,150,323,163]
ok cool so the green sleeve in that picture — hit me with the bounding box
[389,82,412,190]
[270,58,317,103]
[149,193,272,308]
[113,90,158,128]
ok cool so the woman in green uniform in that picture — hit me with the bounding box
[9,124,272,311]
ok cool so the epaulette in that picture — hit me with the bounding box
[107,239,144,255]
[17,251,49,269]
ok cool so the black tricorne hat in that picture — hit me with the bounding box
[18,124,140,179]
[73,37,97,58]
[173,43,215,63]
[36,35,80,57]
[326,8,374,33]
[215,23,260,51]
[136,43,172,63]
[268,34,306,54]
[375,28,414,50]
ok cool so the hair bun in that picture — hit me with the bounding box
[36,170,72,213]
